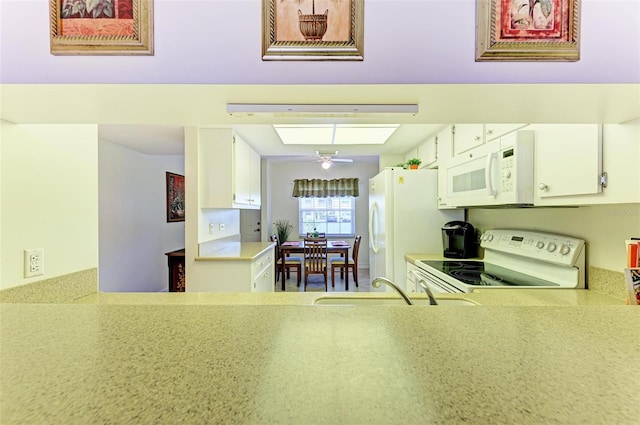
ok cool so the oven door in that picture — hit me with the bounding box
[411,268,465,294]
[446,140,501,207]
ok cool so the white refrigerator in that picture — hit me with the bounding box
[368,168,463,292]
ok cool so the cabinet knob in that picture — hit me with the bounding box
[538,183,549,191]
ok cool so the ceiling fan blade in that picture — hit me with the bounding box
[331,158,353,163]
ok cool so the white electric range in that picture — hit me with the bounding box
[413,229,586,294]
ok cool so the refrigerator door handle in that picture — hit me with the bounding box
[369,201,379,253]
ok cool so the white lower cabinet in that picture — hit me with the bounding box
[194,248,275,292]
[251,250,275,292]
[406,262,419,294]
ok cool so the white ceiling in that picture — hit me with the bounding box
[2,83,639,158]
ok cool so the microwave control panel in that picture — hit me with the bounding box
[500,148,515,193]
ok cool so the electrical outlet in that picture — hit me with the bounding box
[219,223,225,231]
[24,248,44,278]
[209,223,215,234]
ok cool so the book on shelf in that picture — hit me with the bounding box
[624,268,640,306]
[626,239,640,268]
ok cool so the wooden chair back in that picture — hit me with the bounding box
[304,238,327,274]
[351,235,362,265]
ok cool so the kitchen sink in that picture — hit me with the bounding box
[312,297,478,306]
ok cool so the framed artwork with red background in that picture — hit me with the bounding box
[49,0,153,55]
[476,0,580,61]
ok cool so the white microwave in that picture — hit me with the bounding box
[445,131,534,207]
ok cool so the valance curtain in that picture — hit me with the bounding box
[292,178,359,198]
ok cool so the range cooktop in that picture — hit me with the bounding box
[418,260,560,287]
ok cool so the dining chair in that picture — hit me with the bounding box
[330,235,362,291]
[303,237,328,291]
[270,234,302,288]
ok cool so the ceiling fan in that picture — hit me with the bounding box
[313,150,354,170]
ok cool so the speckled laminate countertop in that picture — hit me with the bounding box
[196,241,274,261]
[1,295,638,424]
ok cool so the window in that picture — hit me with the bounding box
[299,197,355,237]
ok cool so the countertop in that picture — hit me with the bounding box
[196,241,275,261]
[2,291,638,424]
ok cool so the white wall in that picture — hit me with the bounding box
[266,160,379,268]
[1,0,638,85]
[0,121,98,290]
[98,140,184,292]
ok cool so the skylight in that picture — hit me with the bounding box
[273,124,400,145]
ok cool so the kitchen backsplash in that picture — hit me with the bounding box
[468,204,640,273]
[0,268,97,303]
[588,267,628,301]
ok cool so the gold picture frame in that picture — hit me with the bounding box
[262,0,364,61]
[49,0,153,55]
[476,0,580,61]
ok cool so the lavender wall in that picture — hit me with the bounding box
[1,0,638,84]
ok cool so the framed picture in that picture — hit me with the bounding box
[49,0,154,55]
[476,0,580,61]
[166,172,185,223]
[262,0,364,61]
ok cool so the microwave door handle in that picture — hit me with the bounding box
[485,152,498,196]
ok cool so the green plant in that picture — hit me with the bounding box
[273,219,293,243]
[394,162,407,169]
[406,157,422,166]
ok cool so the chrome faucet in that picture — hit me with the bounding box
[371,277,414,305]
[416,277,439,306]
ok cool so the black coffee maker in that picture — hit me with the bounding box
[442,221,477,259]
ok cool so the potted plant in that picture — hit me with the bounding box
[273,219,293,243]
[406,158,422,169]
[394,162,407,169]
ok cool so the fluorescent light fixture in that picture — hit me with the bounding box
[274,124,400,145]
[227,103,418,117]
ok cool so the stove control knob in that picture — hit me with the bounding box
[547,242,557,252]
[560,245,571,255]
[485,234,494,242]
[536,241,545,249]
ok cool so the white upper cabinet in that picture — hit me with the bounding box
[233,136,261,208]
[484,124,529,141]
[417,134,438,168]
[435,126,456,209]
[199,128,261,210]
[452,124,485,156]
[533,123,639,206]
[533,124,603,204]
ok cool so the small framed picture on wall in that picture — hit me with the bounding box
[166,172,185,223]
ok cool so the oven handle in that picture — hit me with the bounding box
[413,267,461,294]
[485,152,497,197]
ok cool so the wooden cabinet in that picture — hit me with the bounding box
[533,124,604,205]
[199,128,261,209]
[165,248,185,292]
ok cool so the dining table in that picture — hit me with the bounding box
[279,240,351,291]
